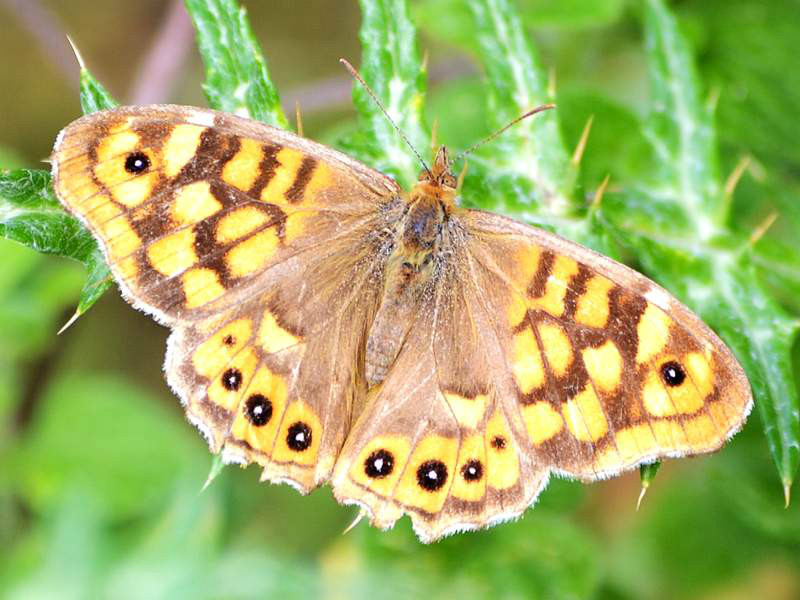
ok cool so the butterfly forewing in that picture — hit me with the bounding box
[463,210,752,476]
[52,105,399,322]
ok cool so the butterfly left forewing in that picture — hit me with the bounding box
[52,105,399,322]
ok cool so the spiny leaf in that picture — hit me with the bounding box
[184,0,287,128]
[605,0,800,495]
[0,169,110,319]
[457,0,617,259]
[641,0,723,233]
[0,55,116,319]
[78,59,118,114]
[638,461,661,510]
[465,0,574,215]
[345,0,429,187]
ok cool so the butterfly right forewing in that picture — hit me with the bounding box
[462,209,753,480]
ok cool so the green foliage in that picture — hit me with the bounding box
[1,0,799,598]
[342,0,429,187]
[184,0,287,127]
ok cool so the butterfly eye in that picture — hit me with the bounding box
[660,361,686,387]
[364,449,395,478]
[124,151,151,174]
[244,394,272,426]
[416,459,448,491]
[287,421,312,451]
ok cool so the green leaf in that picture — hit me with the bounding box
[184,0,287,128]
[0,169,112,319]
[352,511,601,598]
[465,0,574,215]
[641,0,723,231]
[345,0,429,187]
[0,56,118,319]
[518,0,625,29]
[604,0,800,493]
[11,373,202,518]
[78,60,118,114]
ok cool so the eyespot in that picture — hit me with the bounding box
[490,436,506,450]
[222,335,235,346]
[221,368,242,391]
[244,394,272,426]
[661,360,686,387]
[364,449,394,478]
[124,152,151,174]
[416,459,448,491]
[461,459,483,482]
[287,421,312,451]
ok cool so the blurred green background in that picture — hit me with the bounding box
[1,1,799,598]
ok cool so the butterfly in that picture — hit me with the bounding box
[51,103,752,542]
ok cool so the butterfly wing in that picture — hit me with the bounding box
[331,208,752,542]
[52,105,402,490]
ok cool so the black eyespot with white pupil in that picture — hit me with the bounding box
[124,152,150,174]
[416,460,448,491]
[364,449,394,478]
[287,422,312,451]
[461,459,483,482]
[244,394,272,426]
[661,361,686,387]
[221,368,242,391]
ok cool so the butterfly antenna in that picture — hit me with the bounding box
[453,104,556,163]
[339,58,432,177]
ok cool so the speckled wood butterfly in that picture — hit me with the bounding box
[51,104,751,542]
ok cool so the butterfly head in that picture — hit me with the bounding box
[414,146,458,209]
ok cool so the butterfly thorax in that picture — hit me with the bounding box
[399,145,458,255]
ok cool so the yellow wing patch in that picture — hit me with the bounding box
[225,228,280,278]
[162,124,204,177]
[222,137,265,191]
[582,341,623,394]
[563,384,608,442]
[512,328,545,394]
[530,255,579,317]
[172,181,221,226]
[522,401,564,445]
[574,275,614,328]
[395,435,458,513]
